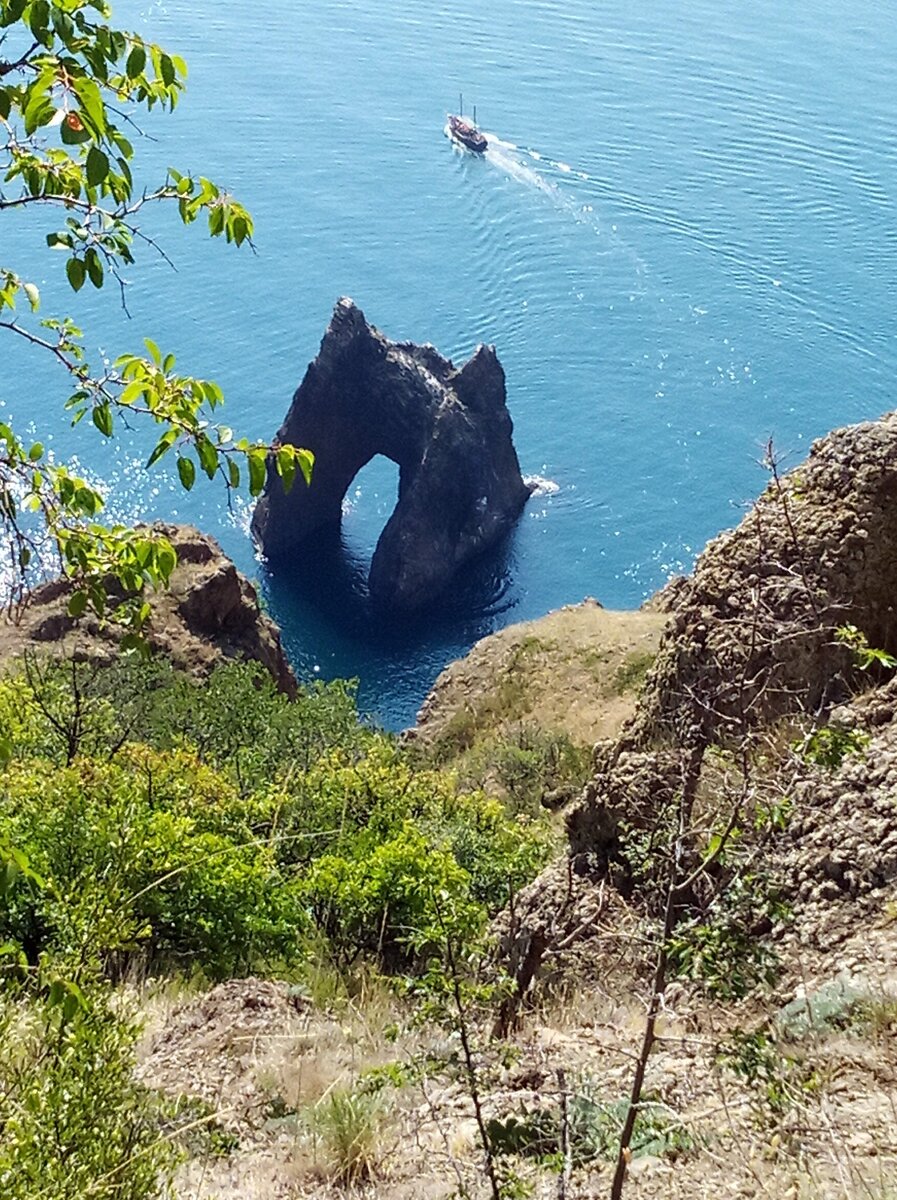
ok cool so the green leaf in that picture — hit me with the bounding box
[28,442,43,462]
[92,404,113,437]
[155,542,177,581]
[46,232,74,250]
[159,52,176,86]
[0,90,10,122]
[248,449,267,496]
[276,445,297,492]
[177,455,196,491]
[60,113,91,145]
[126,43,146,78]
[66,257,86,292]
[146,429,176,468]
[86,145,110,187]
[72,77,106,137]
[227,458,240,488]
[144,337,162,366]
[67,590,88,618]
[297,448,315,486]
[22,85,55,135]
[28,0,49,40]
[85,248,104,288]
[196,435,218,479]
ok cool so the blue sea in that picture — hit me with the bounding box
[3,0,896,727]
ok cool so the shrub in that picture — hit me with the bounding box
[0,657,367,790]
[486,1085,692,1166]
[300,825,482,969]
[0,663,553,977]
[0,748,305,977]
[0,980,176,1200]
[488,724,591,814]
[292,742,553,967]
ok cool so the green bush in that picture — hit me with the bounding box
[0,662,553,977]
[293,743,553,968]
[0,657,367,789]
[0,748,305,977]
[0,980,177,1200]
[488,724,590,813]
[300,826,478,968]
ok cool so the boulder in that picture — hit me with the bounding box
[251,298,534,610]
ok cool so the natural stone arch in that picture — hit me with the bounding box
[251,299,533,610]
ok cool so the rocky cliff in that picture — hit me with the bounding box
[414,411,897,989]
[251,298,533,610]
[0,524,295,694]
[508,413,897,971]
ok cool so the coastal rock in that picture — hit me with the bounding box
[0,524,295,694]
[501,411,897,984]
[251,298,533,610]
[633,412,897,743]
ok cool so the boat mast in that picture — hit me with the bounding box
[473,104,477,127]
[459,92,463,117]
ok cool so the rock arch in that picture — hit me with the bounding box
[251,299,533,610]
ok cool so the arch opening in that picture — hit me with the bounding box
[340,455,401,567]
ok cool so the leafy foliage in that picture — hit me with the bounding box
[666,870,788,999]
[836,623,897,671]
[0,658,554,975]
[799,723,870,770]
[487,1087,692,1167]
[0,0,310,629]
[294,740,552,968]
[0,841,177,1199]
[717,1028,820,1127]
[0,747,307,976]
[0,980,178,1199]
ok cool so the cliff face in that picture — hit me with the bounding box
[0,524,295,694]
[409,411,897,992]
[535,411,897,957]
[632,415,897,745]
[251,298,533,610]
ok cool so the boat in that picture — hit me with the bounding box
[447,112,488,154]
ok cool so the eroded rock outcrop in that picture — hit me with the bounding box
[0,524,295,694]
[251,298,533,610]
[497,411,897,980]
[633,415,897,745]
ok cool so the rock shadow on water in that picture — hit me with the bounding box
[260,521,522,659]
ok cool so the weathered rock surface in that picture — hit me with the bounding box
[251,298,533,610]
[504,411,897,979]
[634,414,897,744]
[0,524,295,694]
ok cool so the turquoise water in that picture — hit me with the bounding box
[3,0,896,727]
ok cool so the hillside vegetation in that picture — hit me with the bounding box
[3,417,897,1200]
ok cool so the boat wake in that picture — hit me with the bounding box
[480,134,593,216]
[476,131,854,345]
[475,132,651,280]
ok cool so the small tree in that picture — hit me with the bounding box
[0,0,310,630]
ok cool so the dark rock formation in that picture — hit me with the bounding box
[251,298,533,610]
[0,524,296,694]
